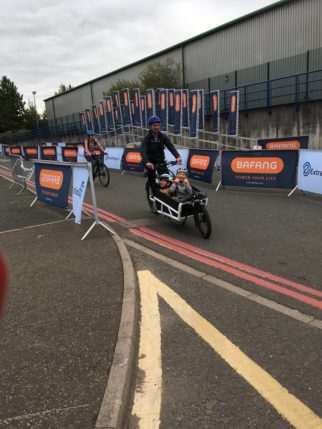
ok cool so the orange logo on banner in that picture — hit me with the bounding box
[230,95,236,113]
[213,94,218,112]
[99,103,104,116]
[115,95,119,106]
[26,148,38,155]
[93,106,98,118]
[175,94,181,112]
[169,92,174,106]
[126,152,142,163]
[107,99,111,112]
[190,155,210,170]
[141,99,145,110]
[147,93,152,109]
[135,93,138,107]
[191,95,197,113]
[198,93,201,109]
[11,148,21,154]
[231,157,284,174]
[64,149,77,158]
[43,148,56,156]
[161,93,165,110]
[266,141,301,150]
[40,169,63,190]
[182,92,187,108]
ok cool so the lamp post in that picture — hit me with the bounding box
[32,91,39,133]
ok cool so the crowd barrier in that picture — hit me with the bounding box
[8,155,34,195]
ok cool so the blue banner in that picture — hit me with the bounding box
[92,105,100,133]
[85,108,94,132]
[159,89,168,132]
[120,88,131,126]
[146,89,155,119]
[257,136,309,150]
[155,88,162,118]
[34,163,72,208]
[168,89,175,125]
[40,146,57,161]
[189,90,199,138]
[210,90,220,133]
[221,150,298,189]
[98,101,107,133]
[182,89,189,128]
[121,148,144,172]
[140,96,147,128]
[228,90,239,136]
[198,89,204,130]
[187,149,218,183]
[174,90,182,135]
[104,96,115,131]
[62,147,78,162]
[79,112,87,132]
[113,91,123,133]
[132,88,142,126]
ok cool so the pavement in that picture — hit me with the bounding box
[0,174,138,429]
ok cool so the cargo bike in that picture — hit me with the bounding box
[145,162,212,239]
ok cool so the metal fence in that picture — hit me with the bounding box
[1,68,322,145]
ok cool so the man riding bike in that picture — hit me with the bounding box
[140,115,182,187]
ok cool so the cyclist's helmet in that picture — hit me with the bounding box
[148,115,161,125]
[87,130,96,136]
[159,173,172,182]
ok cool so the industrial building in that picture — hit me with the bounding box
[44,0,322,147]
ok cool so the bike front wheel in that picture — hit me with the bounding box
[194,205,212,238]
[99,164,110,187]
[146,181,157,214]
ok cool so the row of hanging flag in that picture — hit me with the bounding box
[79,88,239,138]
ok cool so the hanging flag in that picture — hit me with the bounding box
[133,88,142,126]
[228,90,239,136]
[159,89,168,132]
[198,89,204,130]
[120,88,131,126]
[146,89,155,119]
[104,96,115,131]
[210,90,220,134]
[168,89,175,125]
[189,90,199,138]
[174,90,182,135]
[85,108,94,132]
[98,101,107,133]
[79,112,87,132]
[92,105,100,133]
[113,91,123,133]
[182,89,189,128]
[140,95,147,128]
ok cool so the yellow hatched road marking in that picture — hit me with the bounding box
[138,270,322,429]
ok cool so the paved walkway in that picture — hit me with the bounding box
[0,176,135,429]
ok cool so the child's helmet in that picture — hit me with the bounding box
[159,173,172,182]
[177,167,188,175]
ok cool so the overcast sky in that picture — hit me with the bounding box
[1,0,278,113]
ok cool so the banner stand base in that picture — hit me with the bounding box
[215,181,222,192]
[287,185,298,197]
[65,208,92,221]
[30,196,38,207]
[81,220,115,240]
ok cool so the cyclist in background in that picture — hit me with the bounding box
[140,115,182,187]
[84,130,107,160]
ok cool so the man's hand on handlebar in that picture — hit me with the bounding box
[146,162,154,170]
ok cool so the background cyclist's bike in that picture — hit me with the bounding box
[90,152,110,187]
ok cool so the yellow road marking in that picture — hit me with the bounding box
[139,270,322,429]
[132,272,162,429]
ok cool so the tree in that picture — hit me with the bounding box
[0,75,25,132]
[139,58,182,91]
[22,103,42,130]
[55,83,73,95]
[103,79,142,98]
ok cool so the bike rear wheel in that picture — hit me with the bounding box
[99,164,110,187]
[194,205,212,238]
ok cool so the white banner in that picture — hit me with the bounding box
[72,166,89,224]
[297,150,322,195]
[105,147,124,169]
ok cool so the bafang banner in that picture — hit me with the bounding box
[198,89,204,130]
[187,149,218,184]
[85,108,94,132]
[173,89,182,135]
[10,146,22,156]
[62,147,78,162]
[146,89,155,119]
[79,112,87,132]
[257,136,309,150]
[189,90,199,138]
[121,148,144,172]
[228,90,239,136]
[182,89,189,128]
[132,88,142,126]
[210,90,220,133]
[105,96,115,130]
[92,105,100,133]
[34,163,72,208]
[140,95,147,128]
[113,91,123,133]
[168,89,175,125]
[23,146,39,159]
[120,88,131,126]
[222,150,298,189]
[40,146,57,161]
[159,89,168,132]
[98,101,107,133]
